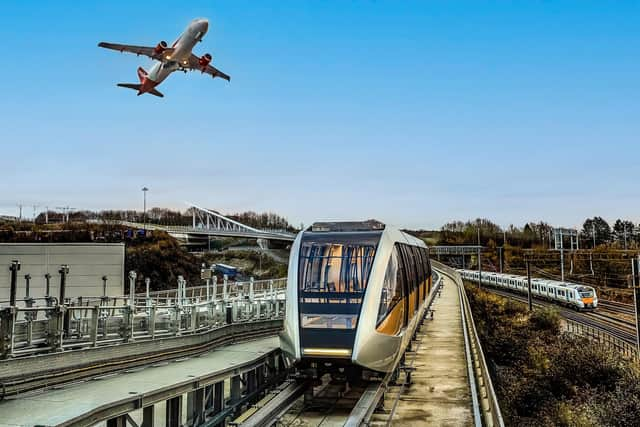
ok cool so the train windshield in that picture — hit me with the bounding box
[298,232,380,329]
[578,287,594,298]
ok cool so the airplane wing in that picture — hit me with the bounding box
[187,54,231,81]
[98,42,174,61]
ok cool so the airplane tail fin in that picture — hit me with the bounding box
[116,83,164,98]
[137,67,147,83]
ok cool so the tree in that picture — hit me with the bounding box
[582,217,612,247]
[612,219,635,248]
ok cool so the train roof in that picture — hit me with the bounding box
[310,220,385,232]
[458,270,596,291]
[302,220,426,249]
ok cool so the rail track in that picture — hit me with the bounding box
[599,299,635,316]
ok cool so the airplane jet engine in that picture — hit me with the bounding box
[199,53,212,69]
[154,41,168,55]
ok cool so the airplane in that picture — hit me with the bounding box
[98,18,230,98]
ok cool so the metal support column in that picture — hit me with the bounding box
[128,271,137,307]
[106,415,126,427]
[527,259,533,312]
[58,265,69,305]
[9,260,20,307]
[560,247,565,282]
[187,387,205,425]
[44,273,52,305]
[214,380,224,415]
[231,375,241,403]
[204,384,214,412]
[166,395,182,427]
[102,275,108,297]
[59,265,70,337]
[0,307,16,358]
[141,405,154,427]
[633,255,640,352]
[247,369,257,396]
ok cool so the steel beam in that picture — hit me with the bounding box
[106,415,126,427]
[166,395,182,427]
[214,380,224,414]
[187,387,205,425]
[231,375,242,403]
[233,380,309,427]
[141,405,154,427]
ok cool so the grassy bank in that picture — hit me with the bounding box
[201,250,288,280]
[466,284,640,426]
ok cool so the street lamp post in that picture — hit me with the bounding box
[142,187,149,233]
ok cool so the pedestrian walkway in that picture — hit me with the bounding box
[392,275,473,426]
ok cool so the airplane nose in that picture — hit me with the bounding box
[198,19,209,32]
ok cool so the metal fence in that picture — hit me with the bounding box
[0,276,287,359]
[564,320,639,361]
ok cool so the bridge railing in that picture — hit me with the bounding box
[0,277,287,359]
[111,220,296,238]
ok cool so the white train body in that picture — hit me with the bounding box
[459,269,598,310]
[279,220,433,374]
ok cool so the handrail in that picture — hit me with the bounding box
[458,272,483,427]
[431,261,505,427]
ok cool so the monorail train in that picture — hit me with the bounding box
[279,220,433,375]
[458,269,598,310]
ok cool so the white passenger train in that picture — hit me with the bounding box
[459,269,598,310]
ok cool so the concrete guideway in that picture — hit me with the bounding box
[0,336,282,427]
[390,273,473,426]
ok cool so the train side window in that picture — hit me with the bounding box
[413,247,424,287]
[376,248,403,325]
[400,245,416,292]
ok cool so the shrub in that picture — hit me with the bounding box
[465,284,640,425]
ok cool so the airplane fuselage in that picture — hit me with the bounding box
[142,18,209,92]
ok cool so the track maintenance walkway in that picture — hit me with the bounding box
[391,274,473,426]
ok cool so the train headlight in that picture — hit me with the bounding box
[302,348,352,357]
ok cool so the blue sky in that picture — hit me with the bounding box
[0,1,638,229]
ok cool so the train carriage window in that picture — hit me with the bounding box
[376,248,404,325]
[413,247,427,299]
[399,245,417,292]
[405,245,419,312]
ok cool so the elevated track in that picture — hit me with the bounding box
[0,268,505,426]
[232,263,504,427]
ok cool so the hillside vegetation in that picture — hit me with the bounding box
[466,285,640,426]
[412,217,640,302]
[201,250,288,280]
[0,220,289,292]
